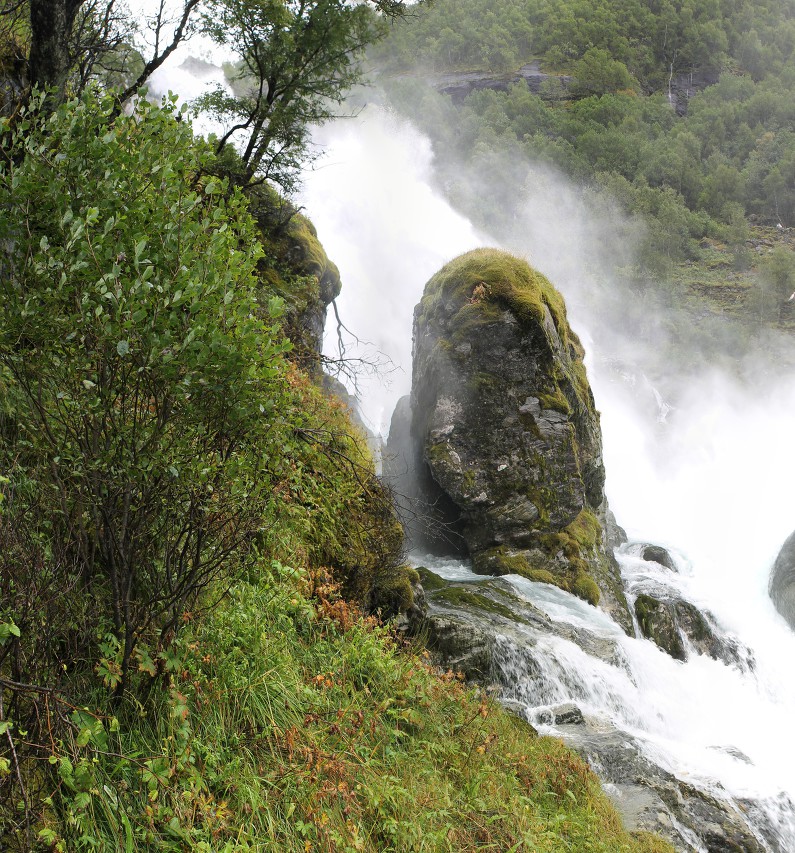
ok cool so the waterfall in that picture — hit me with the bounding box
[132,38,795,838]
[298,105,795,851]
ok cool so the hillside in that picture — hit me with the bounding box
[370,0,795,368]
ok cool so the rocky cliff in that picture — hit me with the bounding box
[402,248,631,629]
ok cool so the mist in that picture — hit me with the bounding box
[298,109,486,434]
[298,101,795,842]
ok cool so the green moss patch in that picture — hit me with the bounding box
[474,547,558,586]
[473,508,604,606]
[414,566,450,592]
[432,584,520,621]
[370,564,419,618]
[418,248,570,344]
[418,248,597,429]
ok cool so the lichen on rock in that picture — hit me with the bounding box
[408,248,631,629]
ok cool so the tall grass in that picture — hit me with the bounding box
[23,560,673,852]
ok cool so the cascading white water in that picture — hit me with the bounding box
[299,112,485,434]
[298,105,795,850]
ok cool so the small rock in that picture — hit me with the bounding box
[641,544,677,571]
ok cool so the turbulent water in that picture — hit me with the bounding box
[298,106,795,850]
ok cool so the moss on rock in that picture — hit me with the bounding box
[418,248,570,340]
[240,182,341,369]
[370,565,419,618]
[433,585,519,620]
[473,547,560,587]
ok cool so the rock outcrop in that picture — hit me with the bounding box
[247,186,341,369]
[432,61,573,104]
[770,529,795,631]
[408,564,771,853]
[408,248,630,628]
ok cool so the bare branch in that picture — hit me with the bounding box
[116,0,201,105]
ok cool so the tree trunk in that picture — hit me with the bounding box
[28,0,84,100]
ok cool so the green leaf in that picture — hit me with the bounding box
[116,340,130,356]
[0,622,20,644]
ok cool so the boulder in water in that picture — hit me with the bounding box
[640,544,677,571]
[409,249,631,629]
[634,591,751,668]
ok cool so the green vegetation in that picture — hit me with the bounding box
[375,0,795,87]
[0,86,673,852]
[199,0,387,188]
[0,4,687,849]
[419,248,570,340]
[373,0,795,365]
[5,559,671,851]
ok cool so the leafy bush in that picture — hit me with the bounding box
[0,89,290,695]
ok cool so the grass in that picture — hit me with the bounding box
[23,561,674,852]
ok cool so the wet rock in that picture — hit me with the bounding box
[384,394,468,555]
[410,249,631,630]
[410,565,768,853]
[406,569,623,683]
[641,544,677,571]
[421,613,495,682]
[536,703,584,726]
[564,726,767,852]
[604,504,628,550]
[769,529,795,631]
[634,591,752,669]
[634,593,686,660]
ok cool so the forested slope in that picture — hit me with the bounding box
[373,0,795,359]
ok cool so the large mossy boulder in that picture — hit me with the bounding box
[410,248,631,629]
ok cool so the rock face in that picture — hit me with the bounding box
[410,248,630,627]
[770,529,795,630]
[432,61,573,104]
[567,727,769,853]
